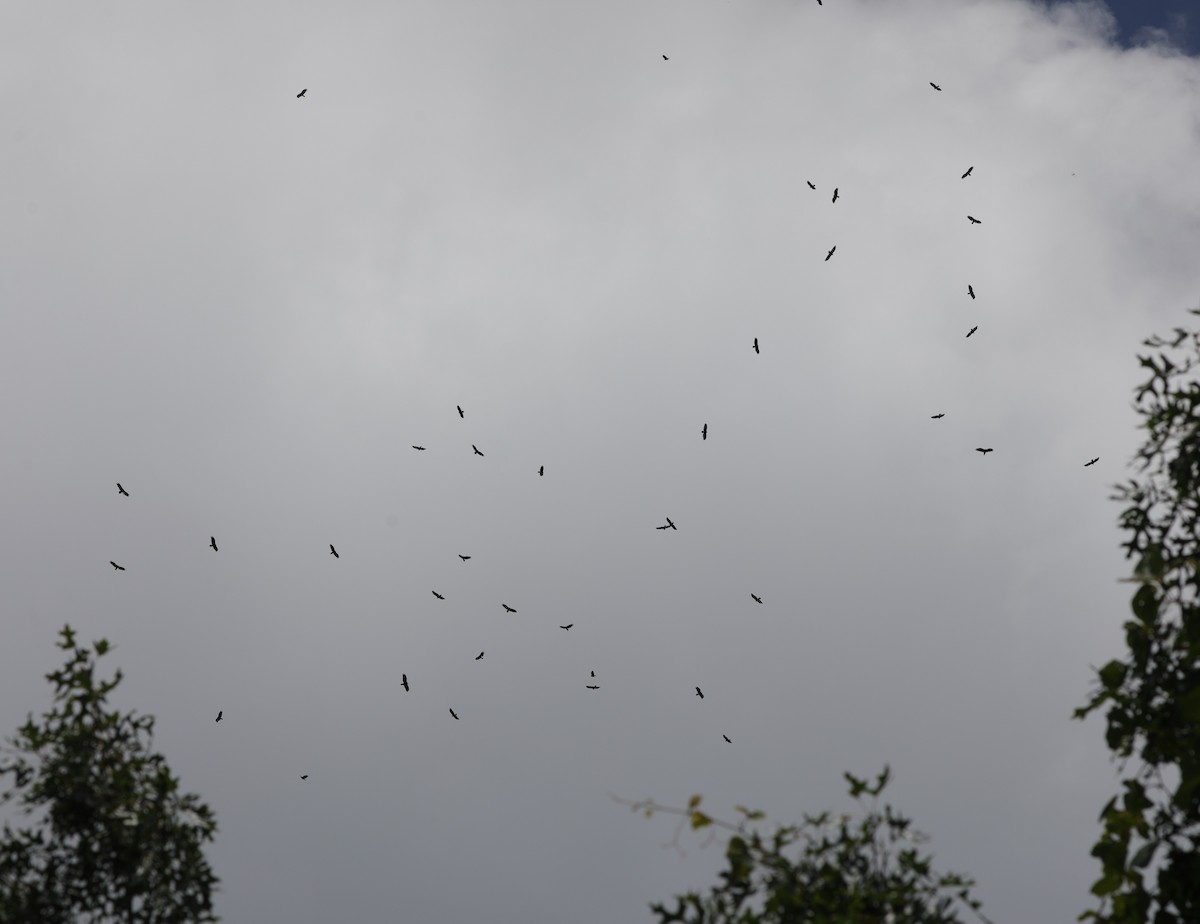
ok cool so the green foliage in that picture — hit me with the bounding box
[1074,310,1200,923]
[632,766,991,924]
[0,626,219,923]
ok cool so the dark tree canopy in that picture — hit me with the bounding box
[0,626,219,923]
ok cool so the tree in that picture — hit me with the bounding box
[1073,309,1200,923]
[0,625,219,923]
[629,766,991,924]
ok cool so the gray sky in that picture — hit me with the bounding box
[2,0,1199,921]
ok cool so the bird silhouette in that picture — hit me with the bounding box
[976,447,994,455]
[806,181,815,189]
[300,774,308,780]
[662,54,668,60]
[967,216,981,224]
[538,465,544,476]
[401,674,409,691]
[475,652,484,661]
[930,82,942,91]
[412,445,427,451]
[702,423,707,440]
[110,561,125,571]
[560,624,573,630]
[330,544,339,558]
[751,594,763,604]
[968,285,975,299]
[825,245,836,261]
[296,89,307,98]
[459,554,471,561]
[116,483,129,496]
[432,591,444,600]
[931,413,945,419]
[449,708,459,720]
[723,734,731,743]
[966,326,978,338]
[695,687,704,699]
[215,711,222,723]
[586,685,600,690]
[502,604,516,613]
[962,166,973,178]
[209,537,218,551]
[590,670,595,677]
[831,187,839,203]
[472,444,484,456]
[753,337,760,354]
[1085,457,1099,467]
[457,405,464,418]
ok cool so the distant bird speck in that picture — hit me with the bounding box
[412,445,426,451]
[449,708,459,720]
[662,54,668,60]
[702,423,708,440]
[538,465,544,476]
[110,561,125,571]
[459,554,471,561]
[116,483,129,497]
[502,604,517,613]
[962,166,973,178]
[300,774,308,780]
[209,537,218,552]
[475,652,484,661]
[215,711,222,723]
[976,447,994,455]
[751,594,763,604]
[930,82,942,91]
[586,685,600,690]
[806,181,816,189]
[931,413,945,419]
[825,245,836,261]
[432,591,444,600]
[966,326,978,338]
[457,405,464,418]
[296,89,307,98]
[723,734,731,743]
[655,516,677,531]
[753,337,760,354]
[695,687,704,699]
[560,624,573,630]
[401,674,409,691]
[967,216,981,224]
[1085,457,1099,467]
[831,187,839,204]
[329,544,339,558]
[472,444,484,457]
[968,285,975,299]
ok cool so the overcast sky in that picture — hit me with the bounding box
[2,1,1199,922]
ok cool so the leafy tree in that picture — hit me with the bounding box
[1074,309,1200,923]
[629,766,991,924]
[0,625,219,923]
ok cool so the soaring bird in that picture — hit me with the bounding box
[215,711,222,723]
[753,337,760,354]
[751,594,763,604]
[449,708,459,720]
[300,774,308,780]
[401,674,409,691]
[831,187,839,203]
[667,517,676,530]
[825,245,836,261]
[432,591,444,600]
[538,465,544,476]
[560,624,573,630]
[116,483,129,496]
[475,652,484,661]
[931,413,945,419]
[968,285,975,299]
[723,734,731,743]
[502,604,517,613]
[695,687,704,699]
[412,445,427,451]
[962,166,973,178]
[1085,457,1099,467]
[457,405,464,418]
[209,537,218,551]
[472,444,484,456]
[807,181,816,189]
[701,423,707,440]
[976,447,994,455]
[662,54,668,60]
[296,89,307,98]
[966,326,978,338]
[586,685,600,690]
[459,554,471,561]
[967,216,981,224]
[110,561,125,571]
[656,517,677,531]
[930,82,942,91]
[330,544,339,558]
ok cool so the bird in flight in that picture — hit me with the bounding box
[723,734,731,743]
[962,166,973,178]
[586,685,600,690]
[966,326,978,338]
[502,604,517,613]
[560,624,573,630]
[449,708,460,720]
[968,285,975,299]
[459,554,471,561]
[831,187,839,203]
[110,561,125,571]
[807,181,816,189]
[751,593,763,604]
[1085,457,1099,467]
[330,544,339,558]
[401,674,409,691]
[695,687,704,699]
[753,337,760,354]
[662,54,669,60]
[472,444,484,457]
[215,711,222,723]
[967,216,981,224]
[457,405,464,418]
[296,89,307,98]
[590,670,595,677]
[116,483,129,496]
[300,774,308,780]
[655,516,677,531]
[538,465,544,476]
[930,82,942,91]
[209,537,218,551]
[931,413,945,419]
[475,652,484,661]
[702,423,707,440]
[976,447,994,455]
[825,245,836,261]
[412,445,427,451]
[432,591,444,600]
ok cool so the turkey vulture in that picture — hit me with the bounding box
[967,216,981,224]
[586,685,600,690]
[962,166,973,178]
[472,444,484,456]
[701,424,707,440]
[116,483,129,496]
[300,774,308,780]
[966,326,978,338]
[215,711,222,723]
[449,708,459,720]
[723,734,731,743]
[457,405,464,418]
[825,245,836,261]
[401,674,409,691]
[538,465,544,476]
[502,604,516,613]
[807,181,815,189]
[751,594,763,604]
[968,285,975,299]
[209,536,218,551]
[330,544,339,558]
[1085,457,1099,467]
[459,554,471,561]
[976,447,994,455]
[560,624,573,630]
[930,82,942,91]
[432,591,444,600]
[931,413,945,419]
[110,561,125,571]
[296,89,307,98]
[695,687,704,699]
[412,445,427,451]
[475,652,484,660]
[831,187,839,203]
[753,337,760,354]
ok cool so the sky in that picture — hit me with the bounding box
[1,0,1199,922]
